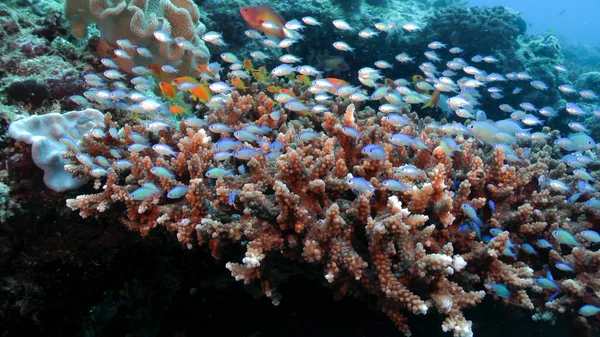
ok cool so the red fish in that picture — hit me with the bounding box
[239,4,286,40]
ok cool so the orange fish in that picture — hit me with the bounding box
[159,82,177,99]
[252,66,268,81]
[243,59,255,72]
[197,63,209,74]
[266,86,280,94]
[147,64,162,77]
[172,76,199,86]
[279,88,295,96]
[325,78,349,94]
[189,83,212,103]
[422,90,441,110]
[169,105,189,115]
[296,74,312,86]
[239,4,286,40]
[231,78,248,90]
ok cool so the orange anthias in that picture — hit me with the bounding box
[189,83,212,103]
[169,105,189,115]
[422,89,441,110]
[172,76,199,87]
[159,82,177,99]
[239,4,286,40]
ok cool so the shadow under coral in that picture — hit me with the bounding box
[0,197,574,337]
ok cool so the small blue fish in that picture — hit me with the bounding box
[214,151,234,161]
[341,126,361,140]
[76,153,94,167]
[297,131,318,144]
[381,179,410,192]
[469,222,481,240]
[388,133,415,146]
[567,192,582,203]
[348,177,375,196]
[150,166,174,179]
[228,190,238,205]
[503,246,517,258]
[109,149,121,159]
[521,243,537,255]
[113,160,133,170]
[234,130,261,143]
[234,148,262,160]
[580,230,600,243]
[95,156,110,168]
[208,123,234,134]
[129,132,149,144]
[535,239,553,249]
[131,187,159,201]
[215,138,241,152]
[361,144,386,160]
[488,200,496,213]
[555,263,574,273]
[552,229,581,246]
[579,305,600,317]
[489,283,510,298]
[270,140,284,152]
[205,168,234,179]
[536,271,559,290]
[89,167,108,178]
[128,143,150,152]
[153,144,179,157]
[167,186,189,199]
[461,204,483,227]
[489,228,503,237]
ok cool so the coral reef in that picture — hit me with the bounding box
[425,6,526,56]
[64,0,210,73]
[511,34,569,107]
[60,82,599,336]
[1,0,600,336]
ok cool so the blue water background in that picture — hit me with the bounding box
[468,0,600,45]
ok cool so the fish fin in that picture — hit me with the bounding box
[547,291,561,302]
[264,33,282,42]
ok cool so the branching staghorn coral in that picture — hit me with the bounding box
[61,82,600,336]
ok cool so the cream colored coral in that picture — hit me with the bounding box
[64,0,209,73]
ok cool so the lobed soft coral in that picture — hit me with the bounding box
[64,0,209,74]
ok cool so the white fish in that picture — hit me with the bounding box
[359,28,379,39]
[302,16,322,26]
[374,60,393,69]
[153,29,172,42]
[402,22,422,32]
[333,41,354,52]
[332,19,354,31]
[428,41,446,49]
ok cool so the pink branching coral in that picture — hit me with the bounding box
[63,86,600,337]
